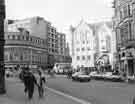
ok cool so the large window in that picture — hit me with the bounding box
[76,48,80,51]
[77,56,80,60]
[82,56,85,60]
[82,47,85,51]
[87,55,91,60]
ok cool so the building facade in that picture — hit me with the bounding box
[70,20,96,68]
[113,0,135,78]
[4,31,48,69]
[70,20,115,69]
[95,22,115,70]
[5,16,71,68]
[5,16,49,40]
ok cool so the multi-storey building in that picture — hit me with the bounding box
[57,32,66,62]
[4,30,48,69]
[5,16,71,68]
[5,16,49,39]
[70,20,115,69]
[113,0,135,78]
[95,22,115,70]
[70,20,96,68]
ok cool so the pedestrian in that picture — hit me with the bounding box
[133,96,135,104]
[21,67,38,100]
[37,68,46,98]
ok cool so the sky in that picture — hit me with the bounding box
[6,0,114,41]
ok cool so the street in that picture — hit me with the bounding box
[0,77,81,104]
[47,76,135,104]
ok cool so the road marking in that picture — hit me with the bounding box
[46,87,91,104]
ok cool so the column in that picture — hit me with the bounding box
[0,0,6,94]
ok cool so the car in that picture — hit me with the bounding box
[5,70,14,77]
[72,72,91,82]
[89,71,104,80]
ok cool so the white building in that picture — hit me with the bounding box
[70,20,116,69]
[70,20,96,68]
[95,22,115,68]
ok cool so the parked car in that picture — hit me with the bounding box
[89,71,104,80]
[72,71,91,82]
[5,70,14,77]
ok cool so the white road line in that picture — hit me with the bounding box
[46,87,91,104]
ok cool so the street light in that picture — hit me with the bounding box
[0,0,6,94]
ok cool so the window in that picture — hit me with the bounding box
[82,48,85,51]
[12,35,15,40]
[102,46,106,50]
[22,36,24,40]
[128,4,132,16]
[17,36,20,40]
[76,48,80,51]
[77,56,80,60]
[82,56,85,60]
[15,35,18,39]
[101,40,104,42]
[87,55,91,60]
[87,47,91,51]
[8,35,10,39]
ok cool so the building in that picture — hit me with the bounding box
[4,30,48,69]
[113,0,135,78]
[70,20,96,68]
[46,23,70,67]
[94,22,115,71]
[5,16,71,68]
[70,20,115,69]
[5,16,49,40]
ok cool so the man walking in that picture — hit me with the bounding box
[21,67,38,100]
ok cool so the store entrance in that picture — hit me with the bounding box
[128,59,134,76]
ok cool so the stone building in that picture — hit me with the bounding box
[4,30,48,69]
[70,20,96,68]
[113,0,135,78]
[5,16,49,39]
[5,16,71,68]
[70,20,115,69]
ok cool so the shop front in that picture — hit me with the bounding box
[120,48,135,80]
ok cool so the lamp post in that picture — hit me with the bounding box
[0,0,6,94]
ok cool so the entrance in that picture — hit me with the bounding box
[128,59,134,76]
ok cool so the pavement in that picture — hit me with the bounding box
[0,77,81,104]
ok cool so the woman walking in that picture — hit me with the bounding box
[37,68,46,98]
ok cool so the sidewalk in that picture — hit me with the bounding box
[0,77,80,104]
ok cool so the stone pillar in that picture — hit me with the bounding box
[124,59,129,82]
[0,0,6,94]
[133,59,135,76]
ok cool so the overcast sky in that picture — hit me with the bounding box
[6,0,113,33]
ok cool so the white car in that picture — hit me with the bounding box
[72,72,91,82]
[5,70,14,77]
